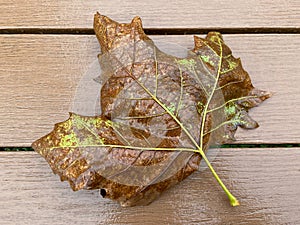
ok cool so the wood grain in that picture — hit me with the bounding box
[1,149,299,224]
[0,0,299,29]
[0,34,299,146]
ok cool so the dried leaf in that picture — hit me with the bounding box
[32,12,271,207]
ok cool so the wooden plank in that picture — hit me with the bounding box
[1,148,299,224]
[0,0,299,29]
[0,34,299,146]
[0,35,300,146]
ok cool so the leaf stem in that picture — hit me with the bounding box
[199,151,240,206]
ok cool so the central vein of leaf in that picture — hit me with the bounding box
[196,37,239,206]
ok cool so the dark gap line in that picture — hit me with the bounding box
[0,27,300,35]
[220,143,300,148]
[1,144,300,151]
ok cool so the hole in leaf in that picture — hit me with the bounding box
[100,188,107,198]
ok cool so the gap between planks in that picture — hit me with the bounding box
[1,27,300,35]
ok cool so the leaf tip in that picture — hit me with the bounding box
[193,35,206,49]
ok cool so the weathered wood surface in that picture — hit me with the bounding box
[0,34,299,146]
[0,0,299,29]
[1,149,299,225]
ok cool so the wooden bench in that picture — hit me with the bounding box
[1,1,299,224]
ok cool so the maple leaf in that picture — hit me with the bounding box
[32,12,271,207]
